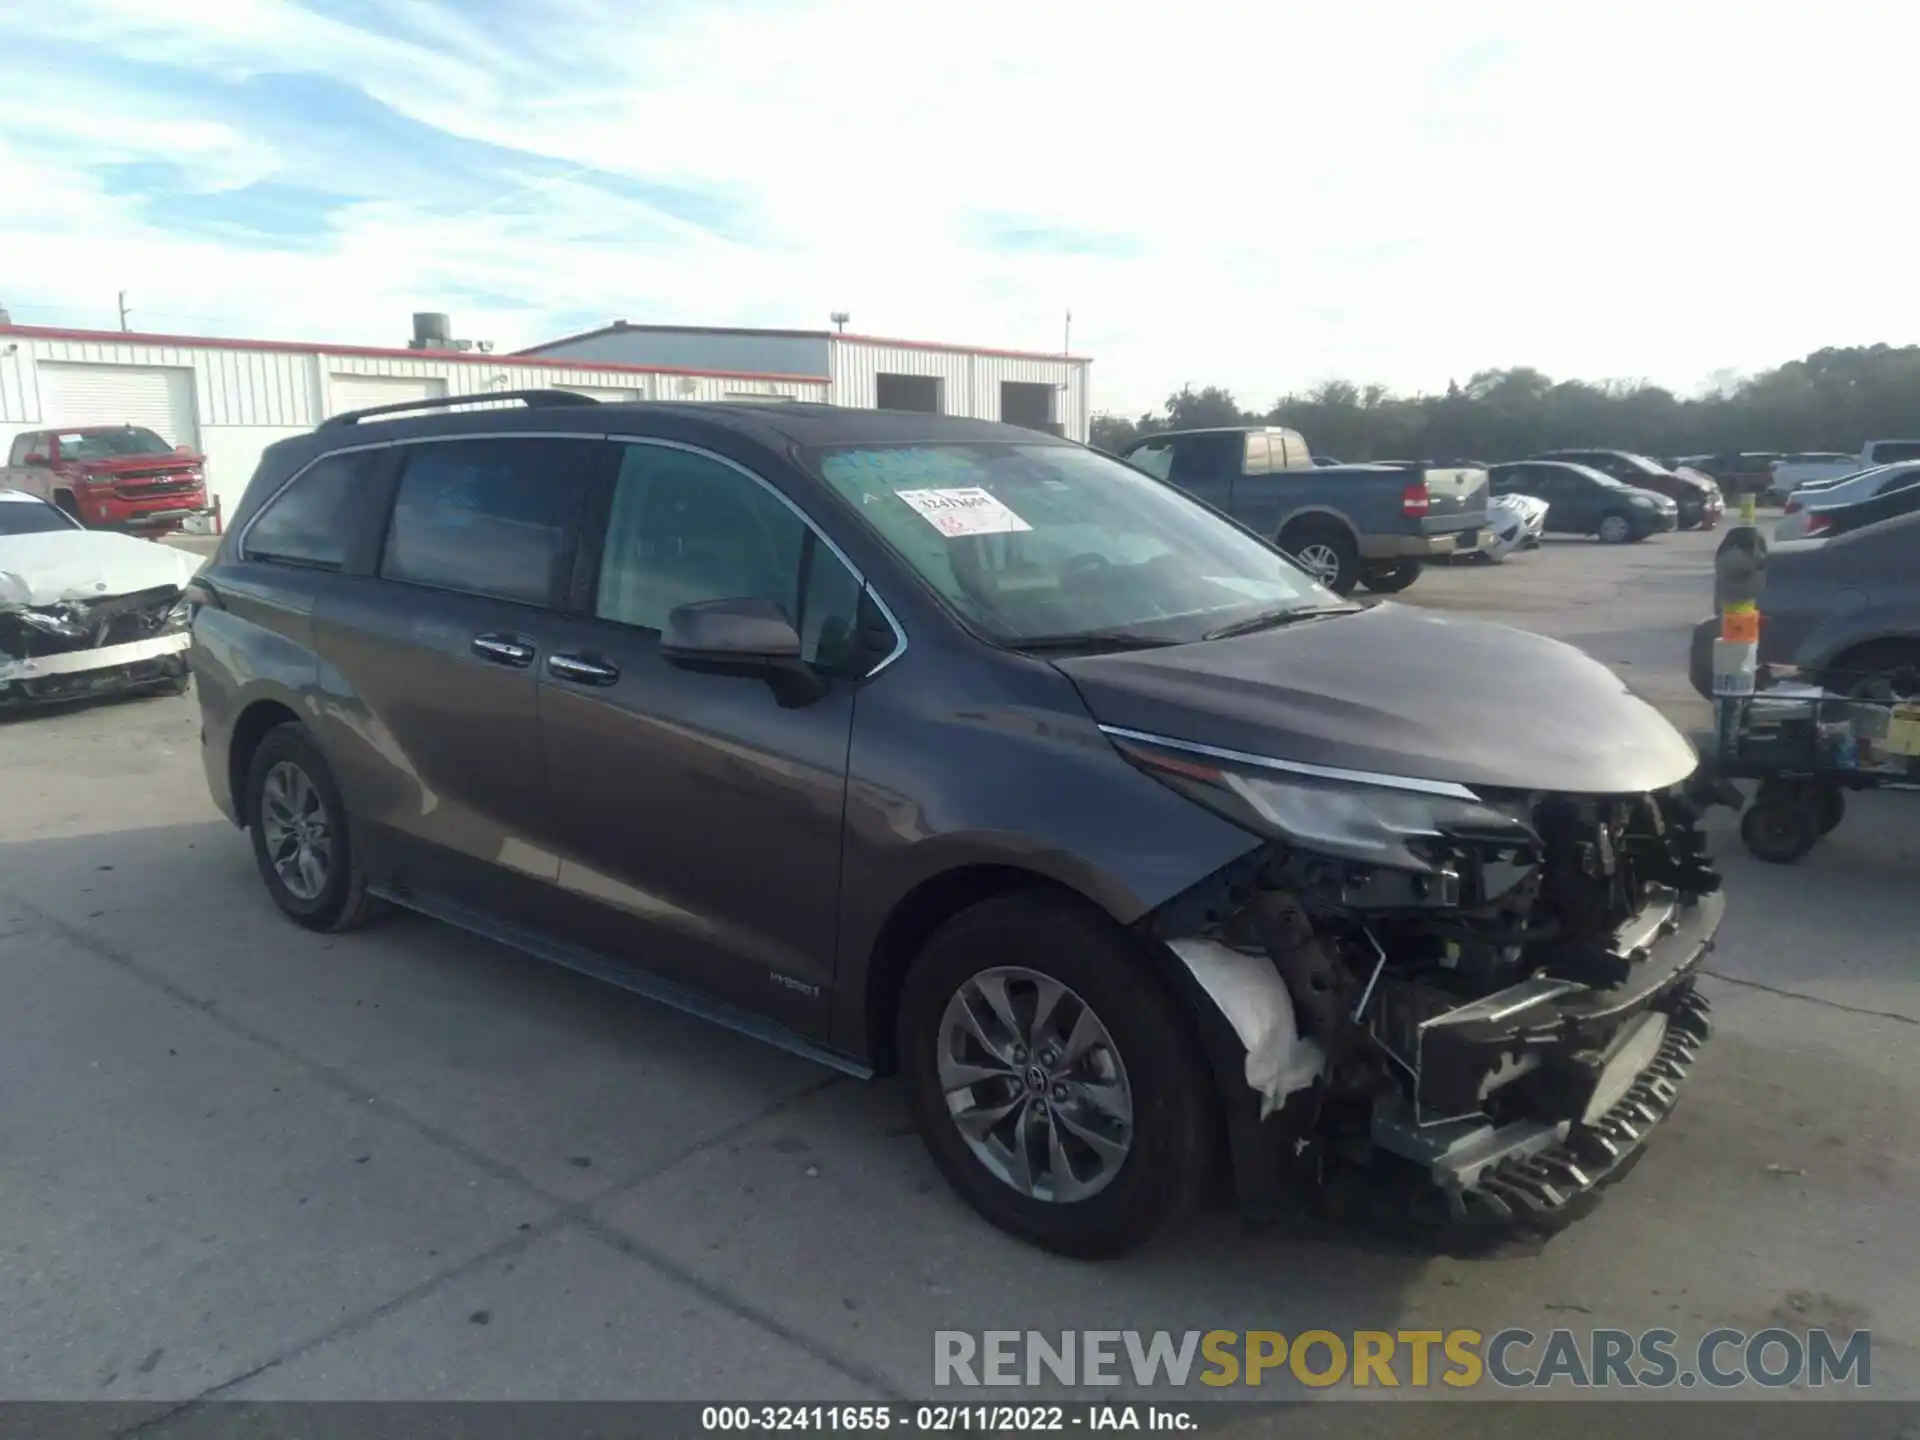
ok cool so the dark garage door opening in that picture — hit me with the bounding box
[875,373,943,413]
[1000,381,1058,433]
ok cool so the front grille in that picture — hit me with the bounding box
[111,473,200,499]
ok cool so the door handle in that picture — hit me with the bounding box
[471,633,535,668]
[547,652,621,686]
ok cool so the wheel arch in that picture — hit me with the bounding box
[1815,634,1920,690]
[228,698,304,827]
[858,861,1219,1082]
[1275,506,1359,546]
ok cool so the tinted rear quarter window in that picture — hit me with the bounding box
[381,438,598,607]
[243,453,373,569]
[1868,442,1920,465]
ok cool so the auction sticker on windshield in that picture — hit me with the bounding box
[896,487,1033,537]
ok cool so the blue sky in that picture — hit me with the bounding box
[0,0,1909,413]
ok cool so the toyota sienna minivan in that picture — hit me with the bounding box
[188,391,1722,1259]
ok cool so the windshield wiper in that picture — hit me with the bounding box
[1011,629,1183,654]
[1202,604,1361,642]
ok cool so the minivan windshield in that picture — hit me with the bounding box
[810,442,1337,647]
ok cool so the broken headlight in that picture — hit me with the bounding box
[164,595,192,631]
[1109,731,1534,872]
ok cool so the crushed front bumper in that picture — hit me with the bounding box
[1369,888,1722,1231]
[0,633,190,705]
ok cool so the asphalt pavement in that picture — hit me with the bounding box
[2,528,1914,1426]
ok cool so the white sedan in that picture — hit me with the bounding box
[0,489,200,708]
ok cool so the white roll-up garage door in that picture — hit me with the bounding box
[39,363,200,448]
[329,374,448,416]
[561,385,641,403]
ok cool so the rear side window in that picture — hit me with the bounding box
[381,438,598,607]
[243,453,373,570]
[7,434,33,465]
[1867,441,1920,465]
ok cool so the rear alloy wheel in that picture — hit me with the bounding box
[899,893,1216,1260]
[244,722,381,932]
[1597,513,1634,544]
[1282,524,1360,595]
[1360,561,1422,594]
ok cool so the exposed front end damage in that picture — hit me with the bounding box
[1120,732,1722,1238]
[1,586,192,708]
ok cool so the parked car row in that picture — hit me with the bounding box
[1109,433,1729,592]
[1773,461,1920,542]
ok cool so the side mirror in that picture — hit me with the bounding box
[23,453,50,467]
[660,596,826,707]
[175,444,195,455]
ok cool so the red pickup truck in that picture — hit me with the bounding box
[1,425,212,535]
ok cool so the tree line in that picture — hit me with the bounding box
[1088,344,1920,463]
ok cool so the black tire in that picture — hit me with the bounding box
[1281,522,1360,596]
[242,722,382,932]
[1740,784,1819,865]
[1596,512,1634,544]
[1360,561,1422,594]
[1815,783,1846,836]
[897,892,1217,1260]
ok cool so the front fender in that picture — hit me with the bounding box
[829,645,1264,1057]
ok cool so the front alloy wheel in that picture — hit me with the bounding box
[899,893,1216,1259]
[1598,513,1634,544]
[937,967,1134,1204]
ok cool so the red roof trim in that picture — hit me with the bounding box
[0,323,830,385]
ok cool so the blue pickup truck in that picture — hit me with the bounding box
[1118,426,1488,595]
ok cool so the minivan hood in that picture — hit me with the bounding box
[1053,603,1698,796]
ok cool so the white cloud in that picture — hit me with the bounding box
[0,0,1913,414]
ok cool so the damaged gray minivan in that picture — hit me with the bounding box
[190,395,1722,1259]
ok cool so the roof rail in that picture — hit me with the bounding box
[319,389,603,429]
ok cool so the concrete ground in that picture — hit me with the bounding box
[2,528,1914,1427]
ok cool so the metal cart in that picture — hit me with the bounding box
[1713,682,1920,863]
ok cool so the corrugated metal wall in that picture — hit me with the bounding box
[828,338,1090,441]
[522,330,832,377]
[0,336,829,433]
[0,334,830,513]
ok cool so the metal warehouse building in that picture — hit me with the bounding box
[1,316,1090,521]
[514,322,1092,444]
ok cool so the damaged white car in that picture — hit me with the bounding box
[0,489,200,708]
[1481,492,1548,562]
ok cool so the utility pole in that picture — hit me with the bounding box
[118,291,130,331]
[1063,309,1071,355]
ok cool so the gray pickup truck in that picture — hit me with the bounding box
[1119,426,1488,595]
